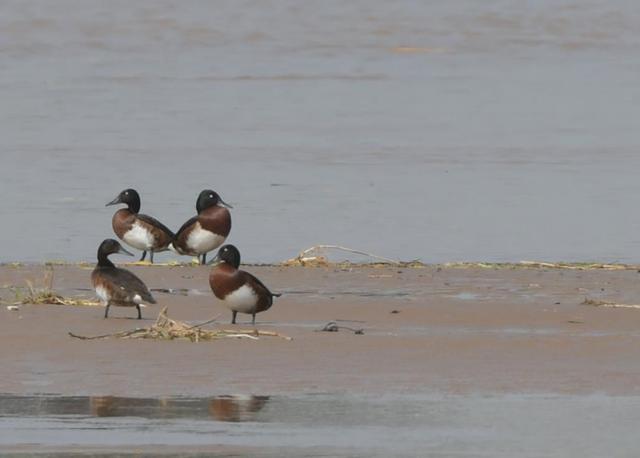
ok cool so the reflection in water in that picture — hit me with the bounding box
[209,395,269,422]
[87,394,269,421]
[0,394,268,422]
[90,395,172,418]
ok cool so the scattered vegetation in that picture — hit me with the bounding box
[280,246,636,270]
[441,261,635,270]
[282,245,404,267]
[581,298,640,309]
[69,307,293,342]
[3,266,100,307]
[44,260,92,268]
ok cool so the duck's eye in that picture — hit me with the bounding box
[210,194,214,198]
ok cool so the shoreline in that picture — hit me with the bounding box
[2,259,639,269]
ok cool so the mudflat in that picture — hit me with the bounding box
[2,263,640,397]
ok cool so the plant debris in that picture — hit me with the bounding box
[442,261,634,270]
[519,261,629,270]
[280,247,638,270]
[581,298,640,309]
[316,321,364,335]
[283,245,401,267]
[3,267,100,307]
[69,307,292,342]
[14,288,101,307]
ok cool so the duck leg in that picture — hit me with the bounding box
[231,310,237,324]
[252,313,256,326]
[139,251,147,262]
[104,303,111,319]
[136,304,142,319]
[200,253,207,265]
[149,251,154,264]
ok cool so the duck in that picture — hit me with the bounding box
[208,244,280,325]
[106,188,174,263]
[91,239,157,319]
[170,189,232,265]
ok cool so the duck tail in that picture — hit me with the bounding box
[144,293,157,304]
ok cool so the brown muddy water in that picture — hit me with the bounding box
[1,1,640,264]
[2,393,640,457]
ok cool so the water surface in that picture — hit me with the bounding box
[1,1,640,263]
[2,393,640,456]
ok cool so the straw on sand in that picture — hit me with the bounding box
[283,245,401,266]
[69,307,292,342]
[5,267,100,307]
[581,298,640,309]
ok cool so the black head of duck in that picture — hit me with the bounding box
[196,189,233,214]
[106,188,141,213]
[96,238,134,267]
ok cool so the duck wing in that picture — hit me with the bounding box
[137,214,175,238]
[100,267,156,304]
[174,215,198,238]
[240,270,281,298]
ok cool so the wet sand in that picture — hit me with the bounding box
[3,263,640,455]
[2,263,640,396]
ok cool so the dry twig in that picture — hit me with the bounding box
[283,245,400,266]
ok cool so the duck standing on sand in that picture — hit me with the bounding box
[92,239,157,319]
[106,188,174,263]
[209,244,280,325]
[170,189,232,265]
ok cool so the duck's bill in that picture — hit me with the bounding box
[118,246,135,256]
[207,253,222,265]
[105,195,122,206]
[218,198,233,209]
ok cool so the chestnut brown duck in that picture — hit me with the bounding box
[170,189,232,265]
[106,188,174,263]
[209,244,280,325]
